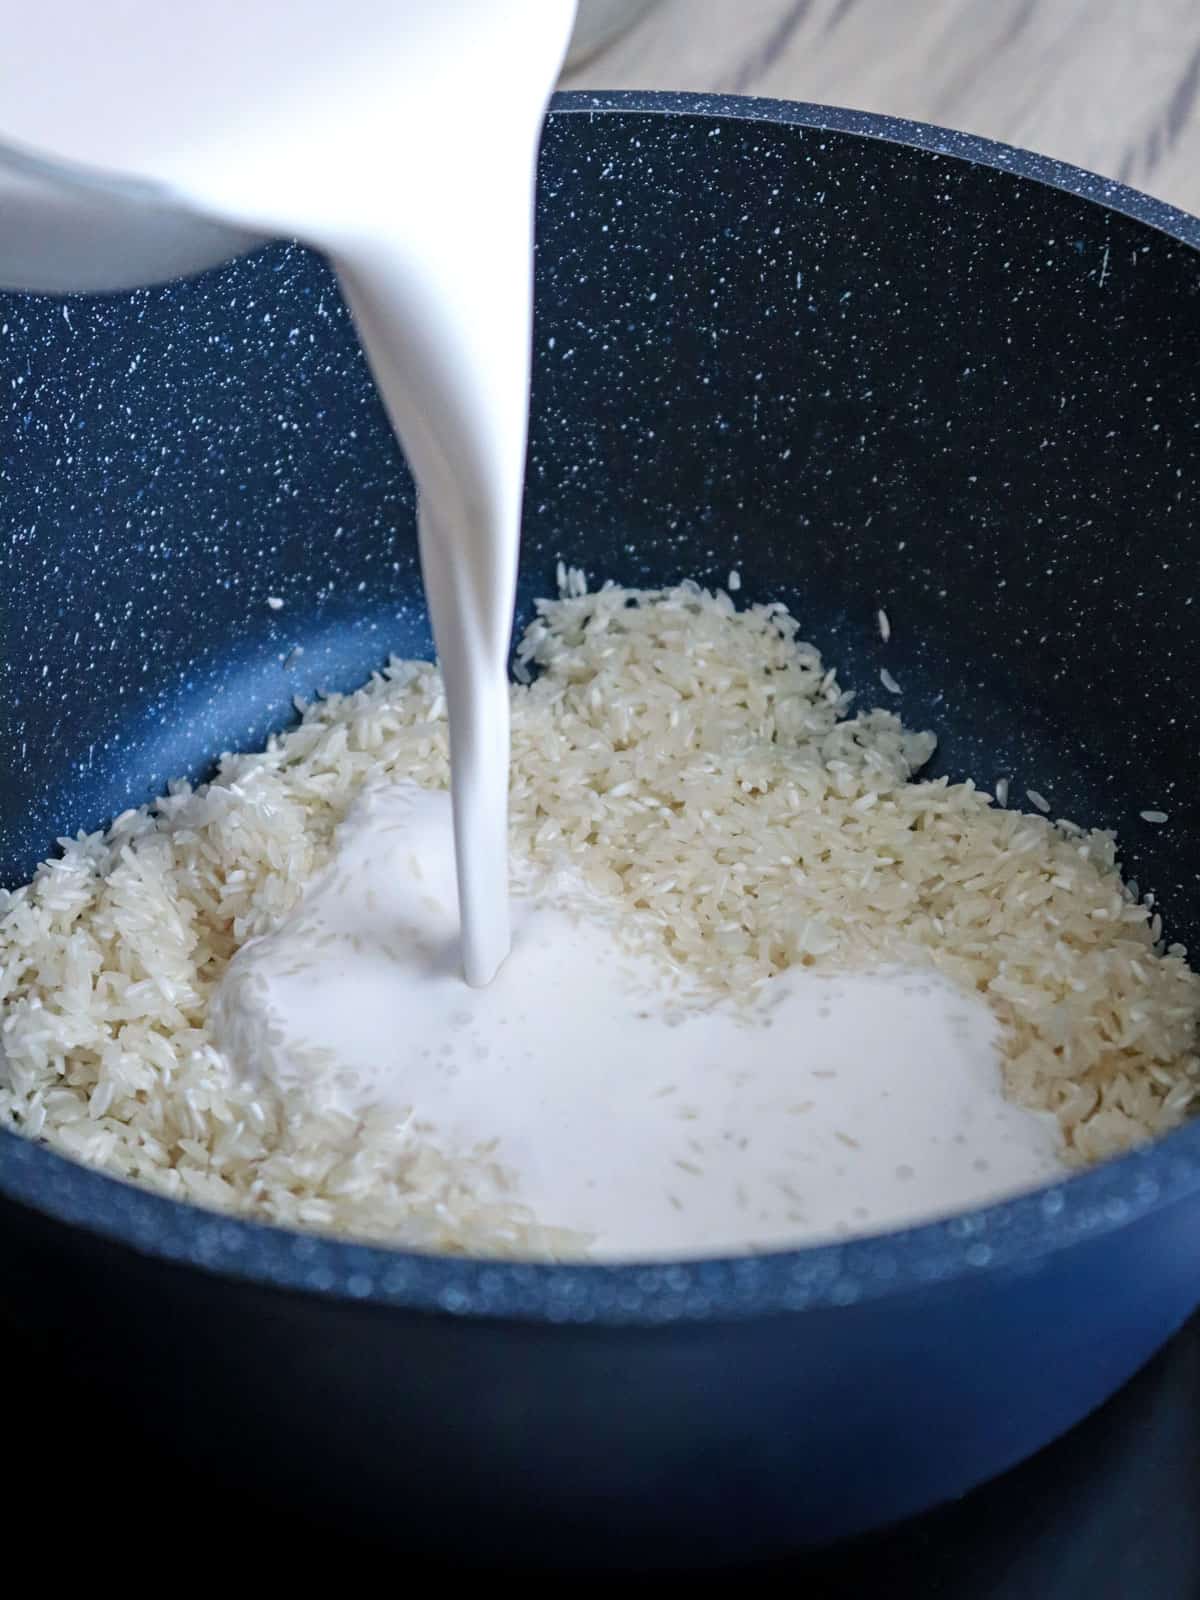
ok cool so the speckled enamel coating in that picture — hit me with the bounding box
[2,95,1200,1561]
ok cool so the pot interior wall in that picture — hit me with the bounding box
[2,108,1198,947]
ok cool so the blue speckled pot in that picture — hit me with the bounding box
[3,93,1200,1569]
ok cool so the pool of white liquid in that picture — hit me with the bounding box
[212,784,1067,1258]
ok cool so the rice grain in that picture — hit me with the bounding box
[3,575,1197,1255]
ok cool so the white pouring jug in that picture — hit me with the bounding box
[0,0,651,295]
[0,140,265,294]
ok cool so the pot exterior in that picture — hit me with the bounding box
[2,1188,1198,1565]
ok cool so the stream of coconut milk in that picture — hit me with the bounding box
[4,0,1067,1254]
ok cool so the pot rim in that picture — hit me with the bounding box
[3,90,1199,1327]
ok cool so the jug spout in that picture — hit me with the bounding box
[0,144,267,295]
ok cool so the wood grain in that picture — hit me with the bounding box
[563,0,1200,216]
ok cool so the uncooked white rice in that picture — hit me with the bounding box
[879,667,901,695]
[2,575,1198,1257]
[1027,789,1051,814]
[1141,810,1169,825]
[877,607,891,643]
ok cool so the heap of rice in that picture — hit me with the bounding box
[2,575,1198,1256]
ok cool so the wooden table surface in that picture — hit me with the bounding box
[563,0,1200,217]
